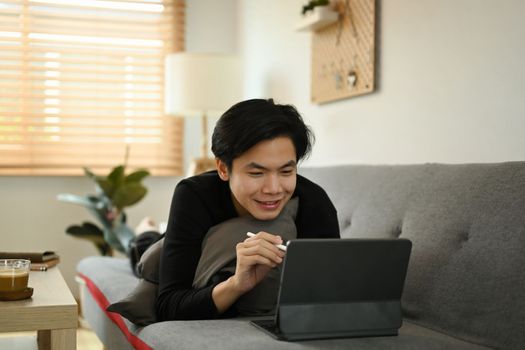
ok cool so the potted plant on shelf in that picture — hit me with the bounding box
[301,0,330,15]
[57,161,150,256]
[296,0,339,32]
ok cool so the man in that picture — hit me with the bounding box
[157,99,339,320]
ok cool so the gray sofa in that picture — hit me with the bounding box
[77,162,525,350]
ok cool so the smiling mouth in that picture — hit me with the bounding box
[255,199,281,208]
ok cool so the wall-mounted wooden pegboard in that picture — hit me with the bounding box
[310,0,376,104]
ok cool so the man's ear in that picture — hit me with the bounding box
[216,158,230,181]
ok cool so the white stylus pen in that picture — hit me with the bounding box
[246,232,287,252]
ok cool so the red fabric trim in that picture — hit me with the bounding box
[78,272,153,350]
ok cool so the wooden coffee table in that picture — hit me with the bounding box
[0,268,78,350]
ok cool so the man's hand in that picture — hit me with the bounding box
[230,231,285,294]
[212,231,285,312]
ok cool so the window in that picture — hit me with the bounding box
[0,0,185,175]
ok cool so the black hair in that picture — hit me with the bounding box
[211,98,315,170]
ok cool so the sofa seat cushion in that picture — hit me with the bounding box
[139,319,490,350]
[77,256,491,350]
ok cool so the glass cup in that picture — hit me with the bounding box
[0,259,31,293]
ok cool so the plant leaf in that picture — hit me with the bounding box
[113,223,135,254]
[83,167,97,181]
[94,213,134,254]
[83,167,107,195]
[81,196,112,230]
[125,169,150,183]
[108,165,125,188]
[57,193,97,209]
[86,195,108,210]
[65,222,105,244]
[96,178,114,198]
[112,183,147,211]
[65,223,112,256]
[103,227,126,253]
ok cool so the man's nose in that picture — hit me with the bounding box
[262,174,282,193]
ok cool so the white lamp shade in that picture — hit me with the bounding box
[165,52,242,116]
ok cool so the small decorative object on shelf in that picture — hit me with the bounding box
[57,149,150,256]
[296,0,339,32]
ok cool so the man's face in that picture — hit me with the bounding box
[217,136,297,221]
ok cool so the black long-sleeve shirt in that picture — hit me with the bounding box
[156,171,340,321]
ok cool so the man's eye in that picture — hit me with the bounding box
[281,169,294,175]
[248,172,263,176]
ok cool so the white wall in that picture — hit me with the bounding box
[186,0,237,54]
[238,0,525,165]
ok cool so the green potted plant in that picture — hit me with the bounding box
[301,0,330,15]
[58,161,150,256]
[296,0,338,32]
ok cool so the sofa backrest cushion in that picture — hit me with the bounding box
[300,162,525,350]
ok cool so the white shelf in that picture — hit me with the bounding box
[295,6,339,32]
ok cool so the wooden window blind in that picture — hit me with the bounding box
[0,0,185,176]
